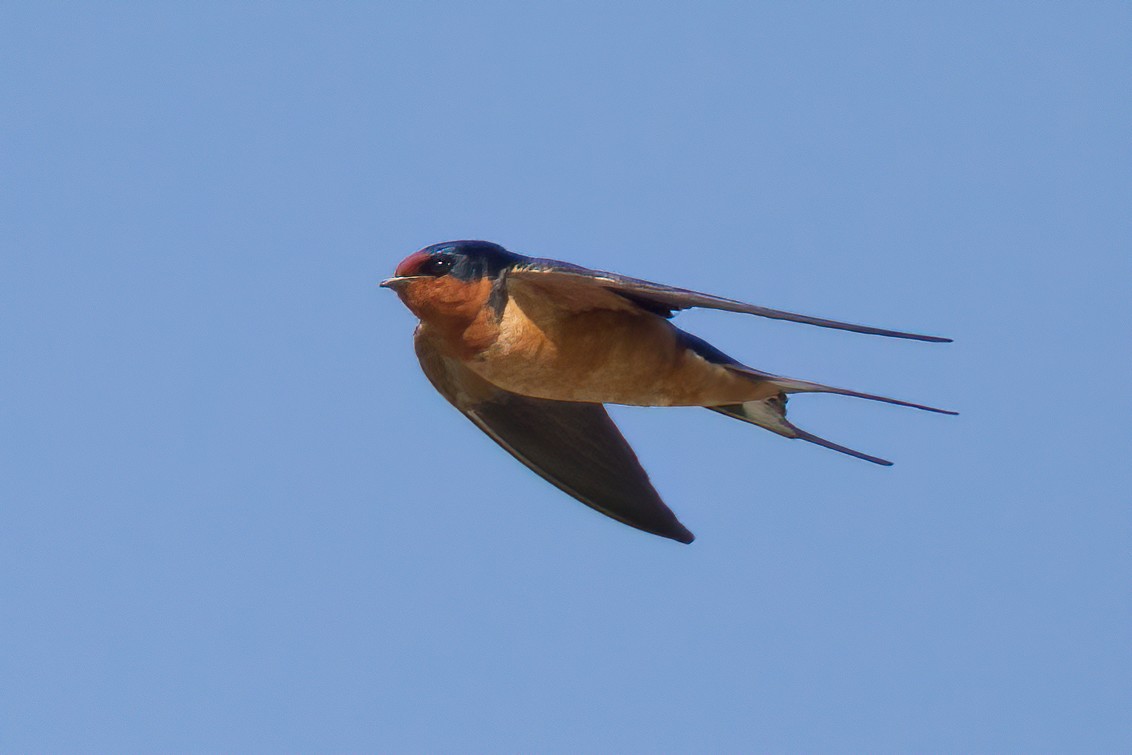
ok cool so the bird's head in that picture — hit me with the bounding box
[381,240,524,322]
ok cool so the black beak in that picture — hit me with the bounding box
[380,277,414,289]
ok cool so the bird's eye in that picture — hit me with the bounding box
[419,254,456,277]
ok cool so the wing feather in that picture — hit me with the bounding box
[414,332,694,544]
[509,261,951,342]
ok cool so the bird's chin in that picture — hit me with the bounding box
[385,274,495,331]
[380,275,438,320]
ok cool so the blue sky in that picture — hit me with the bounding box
[2,2,1129,751]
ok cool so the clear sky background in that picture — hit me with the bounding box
[2,3,1129,752]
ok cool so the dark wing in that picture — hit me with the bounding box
[414,333,694,544]
[508,260,951,343]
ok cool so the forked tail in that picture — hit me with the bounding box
[709,397,895,465]
[713,368,956,465]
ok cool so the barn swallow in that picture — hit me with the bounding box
[382,240,954,544]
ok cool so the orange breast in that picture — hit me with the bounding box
[468,290,774,407]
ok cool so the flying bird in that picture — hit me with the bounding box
[381,240,954,544]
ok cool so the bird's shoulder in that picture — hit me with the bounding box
[505,258,676,317]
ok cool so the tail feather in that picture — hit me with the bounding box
[731,366,958,416]
[678,331,954,463]
[790,426,893,466]
[709,398,893,466]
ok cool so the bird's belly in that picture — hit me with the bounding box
[469,309,765,406]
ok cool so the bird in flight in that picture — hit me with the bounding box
[382,240,954,544]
